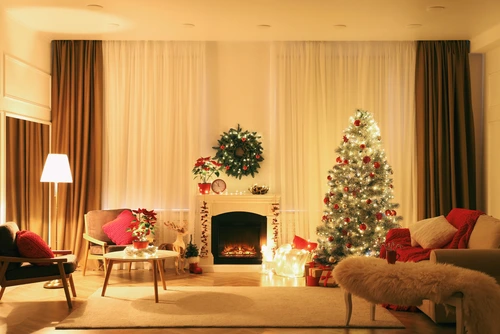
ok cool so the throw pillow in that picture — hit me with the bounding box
[16,230,54,266]
[102,209,135,245]
[409,215,457,249]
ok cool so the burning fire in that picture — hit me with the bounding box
[221,244,257,257]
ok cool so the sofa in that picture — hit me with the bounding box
[382,208,500,323]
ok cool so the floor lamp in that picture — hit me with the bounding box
[40,153,73,289]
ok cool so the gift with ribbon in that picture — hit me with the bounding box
[319,269,337,287]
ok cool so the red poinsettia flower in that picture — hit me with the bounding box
[127,208,157,241]
[192,156,222,183]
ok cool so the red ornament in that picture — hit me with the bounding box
[360,144,366,149]
[366,199,372,204]
[333,204,339,210]
[346,243,352,249]
[344,217,350,223]
[225,165,230,170]
[344,187,349,192]
[241,137,247,142]
[343,159,349,164]
[322,215,328,221]
[255,154,261,159]
[324,197,330,204]
[385,209,392,216]
[389,184,393,188]
[343,135,348,143]
[328,236,334,242]
[336,156,342,163]
[329,192,335,196]
[220,145,225,150]
[327,175,332,181]
[363,156,371,164]
[243,165,248,170]
[376,212,383,220]
[359,223,367,231]
[342,229,348,235]
[374,162,381,169]
[354,119,361,126]
[370,172,375,178]
[392,210,397,216]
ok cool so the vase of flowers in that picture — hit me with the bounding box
[127,208,157,249]
[192,156,222,194]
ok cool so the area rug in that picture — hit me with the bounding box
[56,286,404,329]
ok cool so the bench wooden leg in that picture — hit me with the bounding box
[344,290,352,326]
[370,303,376,320]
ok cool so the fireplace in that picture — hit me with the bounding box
[211,211,266,265]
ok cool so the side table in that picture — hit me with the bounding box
[102,249,179,303]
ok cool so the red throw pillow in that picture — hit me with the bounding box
[16,230,54,266]
[102,210,135,245]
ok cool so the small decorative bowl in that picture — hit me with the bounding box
[249,184,269,195]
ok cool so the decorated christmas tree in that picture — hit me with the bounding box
[315,109,402,266]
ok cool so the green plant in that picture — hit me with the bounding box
[185,235,200,258]
[127,208,157,241]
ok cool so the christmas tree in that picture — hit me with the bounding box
[315,109,402,266]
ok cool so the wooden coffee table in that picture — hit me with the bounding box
[102,249,179,303]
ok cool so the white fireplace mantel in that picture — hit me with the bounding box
[194,193,280,272]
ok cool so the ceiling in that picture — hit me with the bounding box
[2,0,500,51]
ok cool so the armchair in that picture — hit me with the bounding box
[0,222,77,309]
[82,209,130,275]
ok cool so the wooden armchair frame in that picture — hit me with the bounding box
[0,253,77,309]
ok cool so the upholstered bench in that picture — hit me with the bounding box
[332,256,500,334]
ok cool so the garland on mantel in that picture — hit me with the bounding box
[199,201,209,257]
[271,202,280,252]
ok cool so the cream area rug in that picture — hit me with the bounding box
[57,286,404,329]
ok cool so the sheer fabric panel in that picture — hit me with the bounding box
[102,41,205,244]
[271,42,417,243]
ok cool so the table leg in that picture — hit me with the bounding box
[152,260,159,303]
[344,290,352,326]
[158,260,166,290]
[101,259,115,296]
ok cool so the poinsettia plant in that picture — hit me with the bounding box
[192,156,222,183]
[127,208,157,241]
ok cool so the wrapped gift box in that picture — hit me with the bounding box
[318,269,338,287]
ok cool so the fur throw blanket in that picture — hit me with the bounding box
[333,256,500,334]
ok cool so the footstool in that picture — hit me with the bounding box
[332,257,473,334]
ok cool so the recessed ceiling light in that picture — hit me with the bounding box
[87,4,104,10]
[333,24,347,29]
[406,24,423,29]
[182,23,195,28]
[427,6,446,12]
[257,24,271,29]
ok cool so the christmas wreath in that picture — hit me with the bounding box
[212,124,264,179]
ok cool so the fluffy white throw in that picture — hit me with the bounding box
[333,256,500,334]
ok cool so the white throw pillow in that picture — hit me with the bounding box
[408,215,457,249]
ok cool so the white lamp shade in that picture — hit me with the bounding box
[40,154,73,183]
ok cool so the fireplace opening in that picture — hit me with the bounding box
[211,211,266,265]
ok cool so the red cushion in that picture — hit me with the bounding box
[16,230,54,266]
[102,210,135,245]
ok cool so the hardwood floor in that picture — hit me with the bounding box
[0,267,457,334]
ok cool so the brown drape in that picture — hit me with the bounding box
[51,40,103,263]
[415,41,476,219]
[6,118,50,238]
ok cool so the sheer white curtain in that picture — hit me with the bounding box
[271,41,417,244]
[102,41,206,245]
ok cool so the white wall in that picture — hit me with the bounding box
[0,10,51,222]
[485,46,500,217]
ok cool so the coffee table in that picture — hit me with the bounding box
[102,249,179,303]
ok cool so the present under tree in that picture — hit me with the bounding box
[315,109,402,266]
